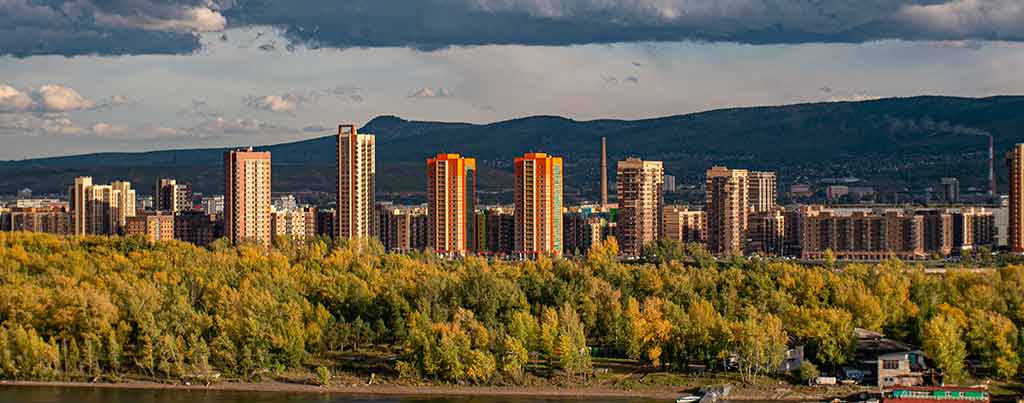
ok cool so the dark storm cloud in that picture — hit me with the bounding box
[4,0,1024,56]
[224,0,1024,49]
[0,0,222,57]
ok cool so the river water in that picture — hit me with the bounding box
[0,386,661,403]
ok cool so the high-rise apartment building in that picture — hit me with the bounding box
[427,154,477,256]
[224,148,272,246]
[705,166,749,255]
[514,153,564,256]
[563,208,608,256]
[616,158,664,257]
[748,171,777,213]
[337,124,376,239]
[155,178,193,212]
[70,177,135,236]
[661,205,705,244]
[1008,144,1024,253]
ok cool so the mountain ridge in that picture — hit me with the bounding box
[3,95,1024,201]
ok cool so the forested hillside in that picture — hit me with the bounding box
[0,232,1021,386]
[3,96,1024,198]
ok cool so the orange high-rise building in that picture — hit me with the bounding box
[427,154,477,255]
[337,124,376,239]
[514,153,564,256]
[224,148,272,246]
[1007,144,1024,252]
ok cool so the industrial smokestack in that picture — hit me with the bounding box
[990,135,996,196]
[601,137,608,208]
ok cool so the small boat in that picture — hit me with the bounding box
[676,395,702,403]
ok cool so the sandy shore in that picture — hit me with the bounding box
[0,380,681,400]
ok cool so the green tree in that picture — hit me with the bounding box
[922,314,967,383]
[557,304,591,377]
[966,311,1019,379]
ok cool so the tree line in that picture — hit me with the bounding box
[0,232,1021,385]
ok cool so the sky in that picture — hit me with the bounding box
[2,0,1024,160]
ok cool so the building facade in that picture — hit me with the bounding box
[800,207,926,260]
[271,209,308,240]
[564,208,607,256]
[706,166,749,255]
[224,148,272,246]
[155,178,193,212]
[616,158,664,257]
[1008,144,1024,253]
[514,153,564,257]
[661,205,705,244]
[748,171,777,213]
[174,211,221,246]
[427,153,477,256]
[376,203,428,253]
[337,124,376,240]
[484,207,515,255]
[70,177,136,236]
[747,208,786,256]
[1,206,70,234]
[125,212,175,241]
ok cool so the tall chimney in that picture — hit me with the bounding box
[601,136,608,208]
[990,135,996,196]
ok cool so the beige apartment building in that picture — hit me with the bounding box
[70,176,136,236]
[705,166,749,255]
[125,212,175,241]
[616,158,664,257]
[224,148,272,246]
[155,178,193,212]
[514,153,564,257]
[271,209,308,240]
[337,124,376,239]
[748,171,777,213]
[661,205,705,244]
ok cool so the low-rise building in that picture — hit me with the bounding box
[174,211,221,246]
[0,206,71,234]
[125,212,175,241]
[661,205,705,244]
[747,208,786,256]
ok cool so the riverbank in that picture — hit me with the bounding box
[0,380,681,400]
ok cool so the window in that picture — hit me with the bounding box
[883,360,900,370]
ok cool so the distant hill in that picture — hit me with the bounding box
[3,96,1024,203]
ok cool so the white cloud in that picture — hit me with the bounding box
[90,122,126,135]
[32,84,96,112]
[0,113,85,136]
[0,83,119,113]
[408,87,455,99]
[190,116,278,135]
[0,84,34,112]
[246,93,305,113]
